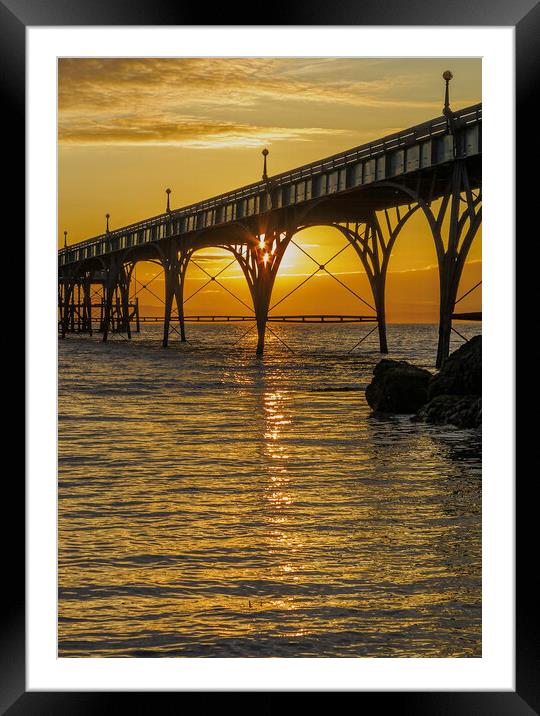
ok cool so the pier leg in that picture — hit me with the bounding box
[59,281,65,337]
[179,309,186,342]
[162,272,174,348]
[58,282,63,334]
[81,278,88,334]
[85,276,93,336]
[119,266,131,339]
[253,276,273,356]
[135,297,140,333]
[76,283,81,333]
[122,286,131,339]
[255,308,268,357]
[102,265,119,343]
[373,276,388,354]
[115,292,121,334]
[99,289,105,333]
[102,285,112,342]
[69,288,76,333]
[436,309,452,369]
[60,278,74,338]
[256,321,265,356]
[173,251,191,343]
[369,219,389,355]
[175,284,187,343]
[435,255,461,368]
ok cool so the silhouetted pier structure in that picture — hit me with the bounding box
[59,78,481,366]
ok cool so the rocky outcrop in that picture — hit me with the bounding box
[415,394,481,429]
[428,335,481,400]
[364,335,482,429]
[365,359,432,414]
[416,335,482,428]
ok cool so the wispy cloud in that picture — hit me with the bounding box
[59,58,475,148]
[59,58,437,112]
[58,112,341,148]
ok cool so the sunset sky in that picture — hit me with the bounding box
[58,58,481,321]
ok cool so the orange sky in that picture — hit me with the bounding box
[58,58,482,321]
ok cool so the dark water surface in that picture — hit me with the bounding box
[58,323,481,657]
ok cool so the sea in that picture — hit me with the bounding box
[58,322,481,658]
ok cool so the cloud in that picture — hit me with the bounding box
[58,58,474,148]
[58,58,437,113]
[58,112,340,148]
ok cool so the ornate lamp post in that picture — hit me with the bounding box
[165,187,171,213]
[105,213,110,233]
[442,70,457,151]
[442,70,453,118]
[261,148,269,182]
[63,229,68,250]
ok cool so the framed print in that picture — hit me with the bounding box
[9,0,532,710]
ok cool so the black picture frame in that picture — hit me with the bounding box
[8,0,531,710]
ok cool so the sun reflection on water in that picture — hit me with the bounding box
[262,390,292,500]
[58,324,481,657]
[260,390,306,608]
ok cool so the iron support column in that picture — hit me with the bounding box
[102,259,121,343]
[119,265,131,339]
[60,275,75,339]
[162,245,191,348]
[253,271,273,356]
[372,275,388,354]
[135,297,141,333]
[434,161,481,368]
[174,250,191,343]
[162,268,175,348]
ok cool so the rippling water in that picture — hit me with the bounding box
[58,323,481,658]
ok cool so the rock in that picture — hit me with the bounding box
[428,335,481,400]
[365,359,432,413]
[415,395,481,429]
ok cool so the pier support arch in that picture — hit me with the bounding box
[333,203,421,355]
[160,244,193,348]
[432,162,482,367]
[101,256,132,342]
[229,228,292,355]
[376,162,481,367]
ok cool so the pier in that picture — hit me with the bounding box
[59,81,481,367]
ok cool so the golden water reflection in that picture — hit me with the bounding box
[261,390,305,608]
[58,324,481,657]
